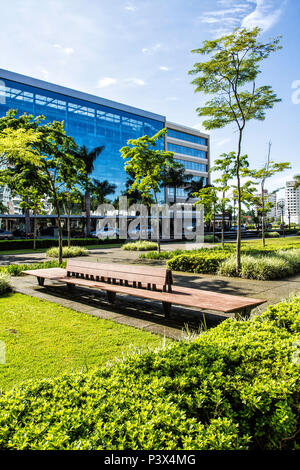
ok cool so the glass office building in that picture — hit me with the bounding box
[0,69,209,205]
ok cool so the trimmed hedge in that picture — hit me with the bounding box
[0,238,121,251]
[122,241,158,251]
[0,297,299,450]
[0,260,66,277]
[0,272,11,294]
[264,231,280,238]
[46,246,88,258]
[167,252,229,274]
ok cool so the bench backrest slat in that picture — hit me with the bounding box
[66,260,172,290]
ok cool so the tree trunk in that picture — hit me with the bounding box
[24,198,31,236]
[85,188,91,238]
[236,129,244,274]
[53,194,63,264]
[67,211,71,248]
[154,192,160,253]
[261,185,265,248]
[221,204,225,249]
[33,208,37,250]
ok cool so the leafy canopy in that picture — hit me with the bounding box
[189,27,282,130]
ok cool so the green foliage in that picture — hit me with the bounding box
[46,246,88,258]
[0,272,11,294]
[218,254,293,280]
[0,297,299,450]
[122,241,158,251]
[167,252,229,274]
[0,238,121,251]
[264,231,280,238]
[0,260,66,277]
[204,234,220,243]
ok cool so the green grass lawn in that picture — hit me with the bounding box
[0,293,168,392]
[241,236,300,250]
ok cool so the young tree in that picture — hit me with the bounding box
[72,145,105,237]
[90,179,117,211]
[120,128,174,252]
[161,162,192,204]
[194,185,219,242]
[184,177,207,202]
[0,164,49,249]
[0,112,85,264]
[210,154,234,247]
[189,27,282,273]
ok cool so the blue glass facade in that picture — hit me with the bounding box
[174,158,207,172]
[0,73,164,198]
[167,142,207,160]
[167,128,208,146]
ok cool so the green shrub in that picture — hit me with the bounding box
[204,234,220,243]
[0,297,299,450]
[257,296,300,333]
[264,231,280,238]
[0,272,11,294]
[0,260,66,277]
[122,240,158,251]
[46,246,88,258]
[167,252,229,274]
[218,254,293,280]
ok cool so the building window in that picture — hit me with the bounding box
[174,158,207,172]
[168,128,207,146]
[167,142,207,159]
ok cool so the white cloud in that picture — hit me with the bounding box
[141,43,162,54]
[199,0,285,35]
[165,96,178,101]
[53,43,74,55]
[96,77,118,88]
[124,78,146,86]
[40,69,49,80]
[124,3,136,11]
[159,66,169,71]
[242,0,286,32]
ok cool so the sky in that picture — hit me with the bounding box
[0,0,299,198]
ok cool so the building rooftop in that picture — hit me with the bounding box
[0,68,165,123]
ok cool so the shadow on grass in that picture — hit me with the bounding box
[36,283,229,336]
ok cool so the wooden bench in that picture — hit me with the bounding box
[23,260,265,319]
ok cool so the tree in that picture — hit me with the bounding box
[194,185,219,242]
[0,111,85,264]
[90,179,116,211]
[0,163,49,249]
[185,177,206,201]
[161,162,192,204]
[0,202,8,214]
[189,27,282,273]
[73,145,105,237]
[246,142,290,246]
[210,154,234,247]
[120,128,174,252]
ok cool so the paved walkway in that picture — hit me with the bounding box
[5,244,300,340]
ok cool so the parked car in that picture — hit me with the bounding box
[91,226,120,239]
[0,229,14,240]
[127,225,155,239]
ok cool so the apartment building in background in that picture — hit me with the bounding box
[285,180,300,224]
[0,69,210,213]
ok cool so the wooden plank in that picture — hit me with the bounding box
[23,268,67,279]
[67,266,166,287]
[60,277,264,313]
[67,259,168,278]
